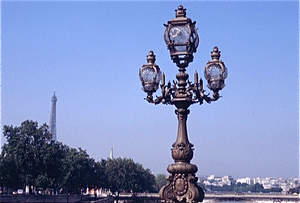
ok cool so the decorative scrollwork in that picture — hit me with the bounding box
[173,174,188,197]
[145,73,221,106]
[159,175,175,202]
[159,173,204,203]
[171,141,194,161]
[185,174,204,203]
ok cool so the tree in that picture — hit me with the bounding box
[94,159,107,189]
[61,147,96,194]
[154,174,167,192]
[0,120,157,197]
[35,141,66,193]
[1,120,107,195]
[290,186,300,194]
[253,183,264,193]
[2,120,52,194]
[105,158,155,203]
[0,144,22,190]
[135,165,155,193]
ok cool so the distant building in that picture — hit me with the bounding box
[222,176,234,182]
[236,177,253,185]
[49,90,57,141]
[253,177,262,184]
[205,175,234,186]
[201,175,300,193]
[208,175,222,182]
[281,182,290,194]
[222,176,234,185]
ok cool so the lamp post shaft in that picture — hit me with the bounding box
[172,108,192,163]
[159,88,204,203]
[175,108,190,153]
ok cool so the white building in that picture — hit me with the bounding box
[253,177,262,184]
[222,176,234,182]
[204,175,234,186]
[236,177,253,185]
[207,175,220,181]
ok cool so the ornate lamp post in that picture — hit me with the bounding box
[139,5,228,203]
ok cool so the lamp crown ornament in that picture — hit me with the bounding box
[176,5,186,17]
[147,50,156,64]
[139,5,228,203]
[211,46,221,61]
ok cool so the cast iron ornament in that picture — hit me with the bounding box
[139,5,228,203]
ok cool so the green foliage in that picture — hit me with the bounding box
[0,120,98,194]
[1,120,53,192]
[94,159,107,189]
[105,158,155,196]
[154,173,167,192]
[61,147,96,193]
[289,186,300,194]
[37,141,66,190]
[0,144,22,189]
[0,120,156,195]
[205,182,282,193]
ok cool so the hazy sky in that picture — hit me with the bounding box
[1,1,299,179]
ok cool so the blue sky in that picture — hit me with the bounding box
[1,1,299,179]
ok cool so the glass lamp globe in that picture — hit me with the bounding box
[163,5,199,66]
[139,51,162,93]
[204,47,228,91]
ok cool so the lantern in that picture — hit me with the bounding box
[164,5,199,66]
[139,51,162,93]
[204,47,228,91]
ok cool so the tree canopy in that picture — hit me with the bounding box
[203,182,282,193]
[105,157,155,196]
[0,120,157,195]
[1,120,53,192]
[154,174,167,192]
